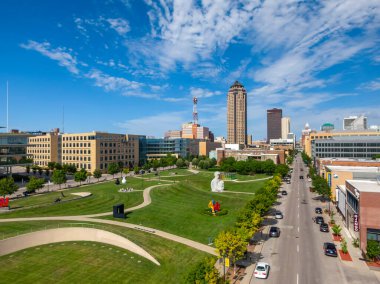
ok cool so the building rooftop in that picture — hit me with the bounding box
[326,166,380,173]
[346,180,380,193]
[230,80,244,88]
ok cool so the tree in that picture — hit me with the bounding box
[38,167,43,176]
[107,163,120,178]
[176,158,185,168]
[372,154,380,160]
[26,165,30,174]
[191,158,199,168]
[214,229,248,274]
[134,166,140,174]
[32,165,38,175]
[51,170,67,190]
[93,169,102,182]
[45,168,50,176]
[26,176,45,193]
[185,257,221,284]
[0,177,18,196]
[47,162,56,170]
[74,168,87,186]
[366,240,380,261]
[275,164,290,178]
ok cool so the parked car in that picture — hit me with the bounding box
[315,216,324,224]
[323,242,338,257]
[269,226,280,237]
[286,180,291,184]
[299,175,304,179]
[315,207,322,214]
[275,211,283,219]
[254,262,270,279]
[281,190,288,195]
[320,223,329,232]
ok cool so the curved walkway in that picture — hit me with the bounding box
[224,176,272,183]
[0,227,160,265]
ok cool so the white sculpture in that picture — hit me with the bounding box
[122,177,127,184]
[211,171,224,192]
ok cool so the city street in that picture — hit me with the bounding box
[251,155,380,284]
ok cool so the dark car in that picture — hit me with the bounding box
[315,207,322,214]
[320,223,329,232]
[281,190,288,195]
[315,216,324,224]
[269,226,280,237]
[286,180,291,184]
[323,242,337,257]
[299,175,304,179]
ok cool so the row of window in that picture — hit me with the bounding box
[28,150,50,154]
[100,155,134,161]
[63,156,91,162]
[316,143,380,147]
[316,148,380,152]
[62,162,92,170]
[316,153,375,158]
[29,138,51,143]
[63,143,91,148]
[63,149,91,154]
[33,155,50,160]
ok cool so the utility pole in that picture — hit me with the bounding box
[6,81,9,133]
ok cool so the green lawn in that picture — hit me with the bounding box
[142,168,194,178]
[0,222,208,284]
[1,178,162,218]
[104,171,263,244]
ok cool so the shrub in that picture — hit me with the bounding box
[366,240,380,261]
[352,238,360,248]
[332,224,342,236]
[341,238,348,254]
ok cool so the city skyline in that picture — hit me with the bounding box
[1,1,380,140]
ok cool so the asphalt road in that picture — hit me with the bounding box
[251,154,379,284]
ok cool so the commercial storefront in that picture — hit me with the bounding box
[345,180,380,253]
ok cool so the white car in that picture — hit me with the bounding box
[275,211,283,219]
[254,262,270,279]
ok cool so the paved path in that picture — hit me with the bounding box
[0,177,217,257]
[220,191,255,195]
[224,176,272,183]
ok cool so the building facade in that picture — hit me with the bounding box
[267,108,282,142]
[281,117,290,139]
[227,81,247,145]
[27,131,61,167]
[344,115,367,131]
[144,138,199,159]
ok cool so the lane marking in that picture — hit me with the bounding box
[297,245,299,252]
[298,226,299,233]
[297,273,299,284]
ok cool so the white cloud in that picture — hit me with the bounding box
[360,78,380,90]
[107,18,130,36]
[190,87,222,98]
[116,111,188,136]
[85,69,143,91]
[20,40,79,74]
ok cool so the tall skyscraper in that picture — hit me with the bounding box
[227,81,247,145]
[267,108,282,142]
[281,117,290,139]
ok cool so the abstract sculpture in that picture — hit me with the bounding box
[211,171,224,192]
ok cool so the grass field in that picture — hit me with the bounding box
[0,221,208,284]
[1,178,163,218]
[104,171,263,244]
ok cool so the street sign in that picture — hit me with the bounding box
[353,214,359,232]
[225,258,230,267]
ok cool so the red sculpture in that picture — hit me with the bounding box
[0,197,9,207]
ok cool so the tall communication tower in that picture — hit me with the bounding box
[193,96,198,125]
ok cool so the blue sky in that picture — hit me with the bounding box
[0,0,379,140]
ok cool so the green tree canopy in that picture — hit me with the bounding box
[74,168,87,185]
[51,170,67,190]
[0,177,18,196]
[26,176,45,193]
[107,163,120,177]
[93,169,102,181]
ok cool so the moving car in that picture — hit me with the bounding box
[315,216,324,224]
[269,226,280,237]
[275,211,283,219]
[281,190,288,195]
[323,242,338,257]
[315,207,322,214]
[320,223,329,232]
[254,262,270,279]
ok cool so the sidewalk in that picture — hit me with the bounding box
[329,206,380,282]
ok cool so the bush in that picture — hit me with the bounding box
[366,240,380,261]
[185,257,221,284]
[352,238,360,248]
[341,238,348,254]
[332,224,342,236]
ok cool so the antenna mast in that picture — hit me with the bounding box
[6,81,9,133]
[193,97,198,125]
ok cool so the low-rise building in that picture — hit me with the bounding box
[212,148,285,165]
[27,130,61,167]
[343,180,380,253]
